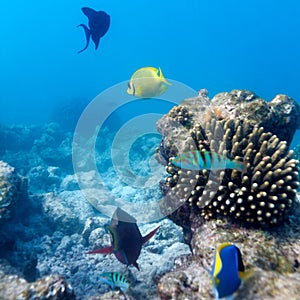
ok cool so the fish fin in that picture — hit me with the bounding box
[132,261,140,271]
[158,84,168,96]
[81,7,97,19]
[77,24,91,53]
[158,67,172,85]
[142,226,160,244]
[115,250,129,266]
[91,35,101,50]
[239,269,255,281]
[86,246,113,254]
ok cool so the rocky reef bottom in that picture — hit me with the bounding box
[0,115,300,299]
[157,195,300,299]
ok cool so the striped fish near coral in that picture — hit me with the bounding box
[211,243,250,299]
[171,151,246,173]
[99,272,129,293]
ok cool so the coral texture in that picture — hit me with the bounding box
[157,197,300,300]
[156,90,300,227]
[0,161,27,224]
[0,270,75,300]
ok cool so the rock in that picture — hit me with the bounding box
[209,90,300,145]
[0,161,27,225]
[0,271,75,300]
[42,191,95,234]
[157,196,300,300]
[27,166,62,192]
[61,174,80,191]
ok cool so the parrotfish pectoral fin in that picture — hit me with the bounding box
[142,226,160,244]
[86,245,113,254]
[77,24,91,53]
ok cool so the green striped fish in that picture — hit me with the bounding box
[171,151,245,173]
[99,272,129,293]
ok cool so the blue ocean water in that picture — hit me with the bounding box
[1,0,299,131]
[0,2,300,298]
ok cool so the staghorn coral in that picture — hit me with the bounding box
[156,90,300,227]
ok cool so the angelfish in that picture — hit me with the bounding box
[87,207,160,270]
[77,7,110,53]
[211,243,247,300]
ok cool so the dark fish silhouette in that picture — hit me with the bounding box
[87,207,160,270]
[77,7,110,53]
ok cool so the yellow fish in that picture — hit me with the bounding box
[127,67,171,98]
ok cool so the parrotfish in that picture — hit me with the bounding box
[99,272,129,293]
[77,7,110,53]
[87,207,160,270]
[127,67,171,98]
[211,243,246,300]
[171,151,246,173]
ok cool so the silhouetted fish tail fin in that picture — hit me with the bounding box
[77,24,91,53]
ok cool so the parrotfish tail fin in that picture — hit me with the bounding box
[86,245,113,254]
[158,67,172,85]
[142,226,160,245]
[77,24,91,53]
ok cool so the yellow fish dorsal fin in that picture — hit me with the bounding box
[158,67,172,85]
[213,242,233,278]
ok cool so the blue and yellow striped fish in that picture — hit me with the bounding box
[171,151,245,173]
[99,272,129,293]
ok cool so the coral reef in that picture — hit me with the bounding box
[0,159,190,299]
[157,196,300,299]
[156,90,300,227]
[0,123,73,176]
[0,161,27,224]
[0,267,75,300]
[0,89,299,299]
[209,90,300,146]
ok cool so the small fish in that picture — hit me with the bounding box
[211,243,246,299]
[99,272,129,293]
[127,67,171,98]
[171,151,245,173]
[77,7,110,53]
[87,207,160,270]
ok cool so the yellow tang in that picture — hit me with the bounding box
[127,67,171,98]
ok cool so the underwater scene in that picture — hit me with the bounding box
[1,0,300,299]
